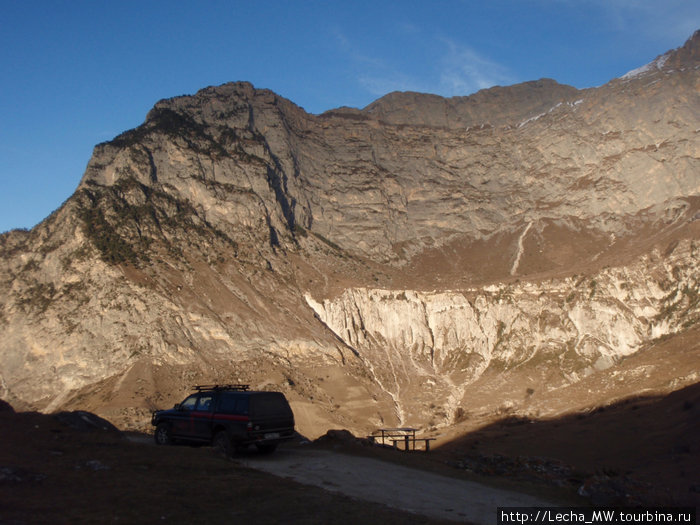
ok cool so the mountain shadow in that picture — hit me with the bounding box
[436,382,700,506]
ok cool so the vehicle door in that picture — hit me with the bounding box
[172,394,199,437]
[190,393,214,440]
[213,392,250,439]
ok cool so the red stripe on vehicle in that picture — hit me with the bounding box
[212,414,250,422]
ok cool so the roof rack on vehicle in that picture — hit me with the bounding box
[193,384,250,391]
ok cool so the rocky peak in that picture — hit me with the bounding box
[362,78,580,128]
[620,29,699,80]
[146,81,297,116]
[665,29,700,68]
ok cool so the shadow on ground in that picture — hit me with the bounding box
[435,382,700,506]
[0,401,453,525]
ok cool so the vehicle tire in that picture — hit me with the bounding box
[255,442,277,454]
[154,423,173,446]
[213,431,232,457]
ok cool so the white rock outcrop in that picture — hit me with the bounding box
[306,240,698,424]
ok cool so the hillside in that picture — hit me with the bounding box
[0,31,698,443]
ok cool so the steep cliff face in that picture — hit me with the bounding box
[0,32,698,435]
[77,36,700,266]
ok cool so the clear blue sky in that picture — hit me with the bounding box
[1,1,698,233]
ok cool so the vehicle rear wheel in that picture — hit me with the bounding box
[154,423,173,445]
[213,431,232,457]
[255,442,277,454]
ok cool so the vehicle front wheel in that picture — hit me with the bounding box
[154,423,173,446]
[213,431,232,457]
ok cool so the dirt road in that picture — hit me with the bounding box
[242,447,558,524]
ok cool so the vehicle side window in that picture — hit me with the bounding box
[180,395,198,411]
[236,397,249,415]
[250,392,290,416]
[218,393,249,415]
[196,395,213,412]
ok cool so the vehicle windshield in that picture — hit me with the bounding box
[179,395,198,410]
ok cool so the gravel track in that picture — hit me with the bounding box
[242,447,558,524]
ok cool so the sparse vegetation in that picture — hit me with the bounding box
[311,231,343,252]
[17,282,57,314]
[589,279,597,298]
[110,108,230,159]
[493,286,514,304]
[494,321,507,349]
[78,204,140,264]
[453,407,469,423]
[293,224,308,237]
[61,245,91,270]
[655,282,700,324]
[77,176,238,266]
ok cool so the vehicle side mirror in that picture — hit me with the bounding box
[174,403,181,410]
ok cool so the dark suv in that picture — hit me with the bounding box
[151,384,295,454]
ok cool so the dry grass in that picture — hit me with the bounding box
[0,410,452,525]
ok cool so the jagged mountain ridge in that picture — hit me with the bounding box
[333,78,580,128]
[0,31,698,435]
[79,36,698,268]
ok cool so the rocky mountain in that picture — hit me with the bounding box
[1,31,698,437]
